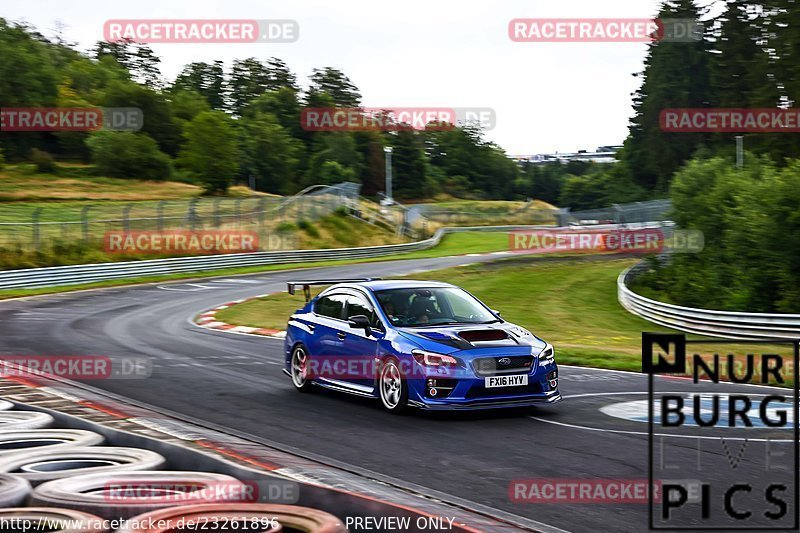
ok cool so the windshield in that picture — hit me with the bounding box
[374,287,498,327]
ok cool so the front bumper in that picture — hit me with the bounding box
[407,358,560,410]
[410,390,562,410]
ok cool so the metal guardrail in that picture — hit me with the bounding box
[0,224,545,290]
[618,263,800,340]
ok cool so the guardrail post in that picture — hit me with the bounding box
[612,204,624,226]
[156,201,165,232]
[81,206,91,242]
[122,205,132,233]
[555,207,571,227]
[213,198,221,227]
[258,198,267,226]
[32,208,42,251]
[296,196,304,224]
[186,199,200,231]
[235,198,243,228]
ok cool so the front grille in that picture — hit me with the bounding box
[472,355,533,377]
[466,381,543,398]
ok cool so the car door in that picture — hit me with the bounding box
[307,292,348,381]
[340,292,383,391]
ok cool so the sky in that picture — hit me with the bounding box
[2,0,671,155]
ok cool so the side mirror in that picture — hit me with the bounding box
[348,315,372,333]
[491,309,502,317]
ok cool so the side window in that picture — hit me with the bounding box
[314,293,346,319]
[345,295,381,328]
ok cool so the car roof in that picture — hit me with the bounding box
[336,280,456,292]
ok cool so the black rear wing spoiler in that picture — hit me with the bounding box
[287,278,381,302]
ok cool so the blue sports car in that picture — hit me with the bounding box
[283,278,561,413]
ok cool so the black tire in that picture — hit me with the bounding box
[0,447,166,485]
[378,357,409,414]
[32,471,250,520]
[289,344,314,393]
[0,429,104,456]
[0,474,31,507]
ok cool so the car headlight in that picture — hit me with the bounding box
[538,344,555,363]
[412,349,458,367]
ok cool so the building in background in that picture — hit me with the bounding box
[510,145,622,165]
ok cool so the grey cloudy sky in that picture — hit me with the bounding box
[4,0,674,154]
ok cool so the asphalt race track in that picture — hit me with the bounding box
[0,255,795,532]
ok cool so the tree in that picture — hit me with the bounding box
[353,130,386,196]
[101,81,181,156]
[319,161,356,184]
[623,0,711,192]
[239,112,303,194]
[178,111,239,194]
[391,130,428,199]
[173,61,226,110]
[304,132,363,187]
[246,88,303,139]
[228,57,298,115]
[306,67,361,107]
[708,1,784,159]
[94,40,162,87]
[87,131,172,181]
[0,18,59,159]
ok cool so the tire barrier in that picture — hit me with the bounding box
[0,474,31,507]
[32,471,253,520]
[0,507,109,532]
[117,503,347,533]
[0,429,104,456]
[0,411,54,430]
[0,447,166,485]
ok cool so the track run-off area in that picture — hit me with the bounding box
[0,253,791,533]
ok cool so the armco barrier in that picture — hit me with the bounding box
[0,225,544,290]
[619,263,800,340]
[0,222,670,290]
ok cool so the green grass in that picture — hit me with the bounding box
[215,256,669,370]
[0,163,262,205]
[0,230,508,300]
[409,198,558,226]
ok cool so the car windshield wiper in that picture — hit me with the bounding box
[479,319,502,324]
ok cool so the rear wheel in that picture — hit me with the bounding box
[379,358,408,414]
[290,345,313,393]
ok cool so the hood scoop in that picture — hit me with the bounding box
[457,329,516,345]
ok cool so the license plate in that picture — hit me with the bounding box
[485,374,528,388]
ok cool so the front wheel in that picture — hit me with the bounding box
[290,345,314,393]
[379,358,408,414]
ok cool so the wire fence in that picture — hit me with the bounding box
[565,199,672,226]
[0,184,364,252]
[0,186,671,256]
